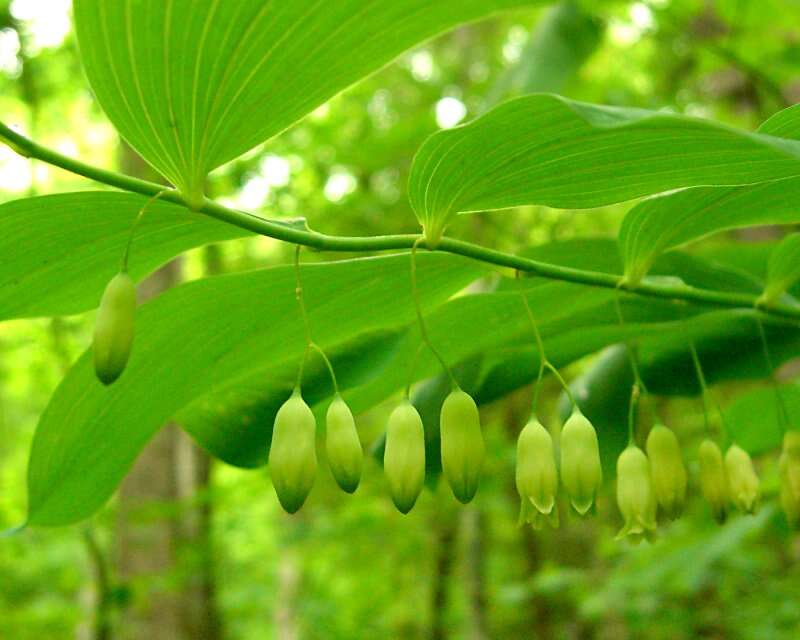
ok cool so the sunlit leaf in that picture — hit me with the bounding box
[618,102,800,284]
[0,192,249,321]
[74,0,539,201]
[26,253,485,525]
[408,94,800,246]
[726,384,800,455]
[618,178,800,285]
[761,234,800,306]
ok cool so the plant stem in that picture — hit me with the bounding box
[519,293,549,414]
[614,291,664,430]
[544,362,578,408]
[688,340,716,437]
[404,341,426,399]
[293,245,338,394]
[411,239,457,388]
[755,315,790,433]
[614,291,648,393]
[121,189,169,272]
[3,121,800,321]
[627,383,640,446]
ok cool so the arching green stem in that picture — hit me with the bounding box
[121,189,170,272]
[4,121,800,322]
[404,341,426,399]
[293,245,339,394]
[688,339,726,440]
[754,314,790,433]
[519,289,577,410]
[410,238,458,389]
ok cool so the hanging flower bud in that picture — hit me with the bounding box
[325,394,362,494]
[615,446,657,543]
[268,389,317,514]
[516,418,559,529]
[698,439,727,523]
[646,424,687,519]
[384,400,426,514]
[440,389,485,504]
[93,272,136,385]
[560,409,602,514]
[779,432,800,528]
[724,444,760,514]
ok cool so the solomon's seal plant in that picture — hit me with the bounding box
[698,439,728,524]
[779,432,800,528]
[646,424,687,520]
[384,400,426,514]
[325,395,363,494]
[560,409,603,515]
[515,418,558,529]
[724,444,760,514]
[440,388,485,504]
[93,271,136,386]
[2,1,800,543]
[269,389,318,514]
[615,445,657,543]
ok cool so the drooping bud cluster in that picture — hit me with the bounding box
[560,409,602,515]
[269,391,365,513]
[515,418,558,529]
[646,425,687,519]
[615,445,657,543]
[724,444,760,514]
[93,272,137,385]
[384,400,426,514]
[269,389,318,514]
[440,389,485,504]
[262,346,783,542]
[779,432,800,528]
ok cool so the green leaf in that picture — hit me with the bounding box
[408,93,800,246]
[73,0,539,200]
[26,253,485,525]
[619,178,800,285]
[0,192,249,321]
[761,233,800,305]
[759,103,800,140]
[726,384,800,455]
[617,102,800,284]
[154,241,797,476]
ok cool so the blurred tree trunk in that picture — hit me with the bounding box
[430,509,456,640]
[461,507,488,640]
[274,545,301,640]
[501,391,555,639]
[115,146,220,640]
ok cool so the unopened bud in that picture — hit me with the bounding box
[93,272,136,385]
[646,424,687,519]
[724,444,759,514]
[325,395,362,494]
[440,389,485,504]
[269,390,317,514]
[698,439,727,523]
[516,418,558,529]
[779,432,800,528]
[384,400,426,514]
[616,446,657,543]
[560,409,602,514]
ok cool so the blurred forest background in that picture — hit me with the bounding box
[2,0,800,638]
